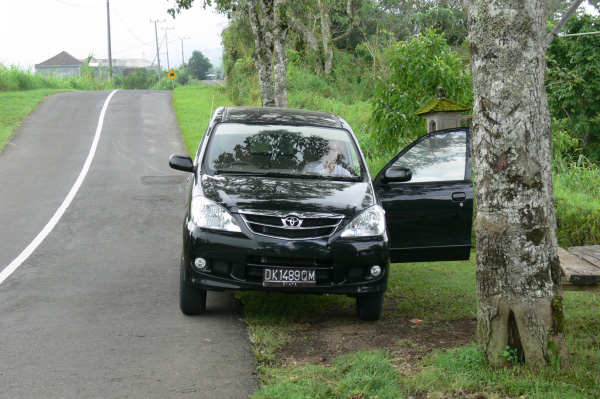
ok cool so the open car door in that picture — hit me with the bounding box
[373,128,473,263]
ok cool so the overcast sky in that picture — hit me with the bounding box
[0,0,228,70]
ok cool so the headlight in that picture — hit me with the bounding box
[190,196,241,232]
[340,205,386,238]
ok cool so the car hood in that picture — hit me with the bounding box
[198,175,376,218]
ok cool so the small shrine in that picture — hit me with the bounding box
[415,87,471,133]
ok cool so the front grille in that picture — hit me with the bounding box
[239,211,343,240]
[247,255,332,268]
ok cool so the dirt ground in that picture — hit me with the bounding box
[279,298,477,367]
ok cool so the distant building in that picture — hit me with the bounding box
[206,73,217,80]
[35,51,158,78]
[89,57,153,68]
[88,57,159,77]
[35,51,82,77]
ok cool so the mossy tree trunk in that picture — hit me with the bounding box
[247,0,288,108]
[272,0,289,108]
[465,0,569,367]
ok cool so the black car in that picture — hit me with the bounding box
[169,106,473,320]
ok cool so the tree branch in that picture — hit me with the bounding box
[545,0,585,46]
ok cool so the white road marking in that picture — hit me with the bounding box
[0,90,119,285]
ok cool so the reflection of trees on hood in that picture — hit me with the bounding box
[201,175,374,214]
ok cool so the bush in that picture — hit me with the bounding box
[372,30,473,152]
[121,69,158,90]
[225,56,261,105]
[175,68,190,86]
[152,76,177,90]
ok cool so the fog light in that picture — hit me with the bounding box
[370,265,382,277]
[194,257,207,270]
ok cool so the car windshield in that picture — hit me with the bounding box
[203,123,365,180]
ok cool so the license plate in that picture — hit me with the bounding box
[263,268,316,287]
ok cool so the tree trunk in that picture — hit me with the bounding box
[318,0,334,75]
[466,0,569,367]
[273,0,289,108]
[247,0,276,107]
[289,15,323,74]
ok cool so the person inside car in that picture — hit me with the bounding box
[303,140,351,176]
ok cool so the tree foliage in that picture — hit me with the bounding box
[547,13,600,162]
[372,30,472,152]
[187,50,213,79]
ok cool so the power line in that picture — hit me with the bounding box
[54,0,102,7]
[111,4,151,46]
[96,40,155,58]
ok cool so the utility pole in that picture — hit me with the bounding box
[161,27,174,71]
[179,37,190,67]
[151,19,165,81]
[106,0,113,78]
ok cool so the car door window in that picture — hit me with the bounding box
[392,130,467,183]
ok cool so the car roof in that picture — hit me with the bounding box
[215,106,346,129]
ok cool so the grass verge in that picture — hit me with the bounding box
[172,84,234,156]
[244,257,600,399]
[0,89,69,153]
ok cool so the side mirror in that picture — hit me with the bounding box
[384,166,412,183]
[169,154,195,173]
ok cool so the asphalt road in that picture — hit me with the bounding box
[0,91,257,398]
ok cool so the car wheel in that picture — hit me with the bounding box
[180,268,207,315]
[356,293,384,321]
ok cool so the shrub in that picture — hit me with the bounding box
[121,69,158,90]
[372,30,473,152]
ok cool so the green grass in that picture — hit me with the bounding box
[401,289,600,399]
[0,89,69,152]
[387,258,477,321]
[554,158,600,247]
[172,84,234,155]
[254,351,401,399]
[242,256,600,399]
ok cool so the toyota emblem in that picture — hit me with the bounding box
[282,216,302,228]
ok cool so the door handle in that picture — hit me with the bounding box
[452,192,467,202]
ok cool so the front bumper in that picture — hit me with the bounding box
[181,222,390,296]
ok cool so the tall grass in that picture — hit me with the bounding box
[0,63,115,92]
[554,155,600,247]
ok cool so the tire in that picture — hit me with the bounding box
[356,292,384,321]
[180,268,207,315]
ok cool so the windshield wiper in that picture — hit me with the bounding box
[214,169,264,176]
[214,169,361,181]
[215,170,311,179]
